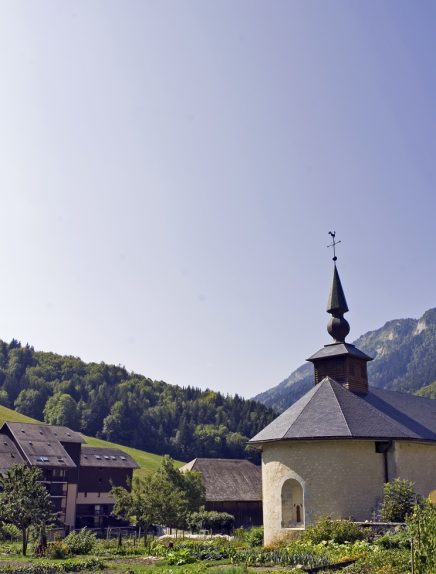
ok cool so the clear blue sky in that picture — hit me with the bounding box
[0,1,435,398]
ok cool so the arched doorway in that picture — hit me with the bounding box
[281,478,304,528]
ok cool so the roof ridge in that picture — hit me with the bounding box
[331,381,415,437]
[328,380,352,435]
[373,387,436,403]
[287,380,331,435]
[250,383,321,442]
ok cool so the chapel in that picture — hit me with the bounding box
[249,261,436,544]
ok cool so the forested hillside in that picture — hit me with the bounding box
[0,404,180,478]
[0,339,276,461]
[254,307,436,412]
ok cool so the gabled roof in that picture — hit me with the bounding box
[0,433,26,473]
[1,422,77,468]
[3,422,84,444]
[249,377,436,444]
[180,458,262,502]
[80,447,139,469]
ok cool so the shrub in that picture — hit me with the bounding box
[150,539,232,562]
[303,517,367,544]
[166,548,197,565]
[45,540,70,559]
[343,548,410,574]
[381,478,417,522]
[187,510,235,533]
[234,526,264,547]
[375,528,410,549]
[0,523,20,541]
[0,557,103,573]
[245,526,264,547]
[408,500,436,574]
[64,528,97,555]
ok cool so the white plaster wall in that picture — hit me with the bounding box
[76,492,115,505]
[65,483,78,529]
[393,442,436,497]
[262,440,385,545]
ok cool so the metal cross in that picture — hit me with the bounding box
[327,231,341,262]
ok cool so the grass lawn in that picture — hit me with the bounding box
[0,405,182,478]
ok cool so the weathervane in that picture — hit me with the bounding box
[327,231,341,262]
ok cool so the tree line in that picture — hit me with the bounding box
[0,339,276,461]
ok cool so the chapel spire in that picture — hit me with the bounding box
[307,233,373,394]
[326,264,350,343]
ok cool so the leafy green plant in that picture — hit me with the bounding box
[166,548,197,565]
[150,538,232,562]
[233,526,263,547]
[375,528,410,549]
[245,526,264,547]
[381,478,417,522]
[0,523,20,541]
[303,517,367,544]
[187,510,235,533]
[343,548,410,574]
[64,528,97,555]
[408,500,436,574]
[0,557,103,573]
[45,540,71,559]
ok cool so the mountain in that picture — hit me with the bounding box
[0,404,179,478]
[254,308,436,412]
[0,339,276,462]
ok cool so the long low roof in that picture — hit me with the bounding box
[249,377,436,444]
[80,447,139,469]
[180,458,262,502]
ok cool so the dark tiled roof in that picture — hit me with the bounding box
[0,433,26,473]
[249,377,436,443]
[307,343,372,362]
[3,422,84,444]
[80,447,138,469]
[180,458,262,502]
[1,422,77,468]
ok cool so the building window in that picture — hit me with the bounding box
[281,479,304,528]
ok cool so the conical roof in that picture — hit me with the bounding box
[327,265,349,314]
[249,377,436,443]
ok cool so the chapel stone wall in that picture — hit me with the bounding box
[261,440,385,545]
[392,441,436,498]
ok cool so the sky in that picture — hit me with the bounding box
[0,1,435,399]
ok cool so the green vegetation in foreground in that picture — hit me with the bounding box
[0,533,414,574]
[0,405,181,478]
[1,506,435,574]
